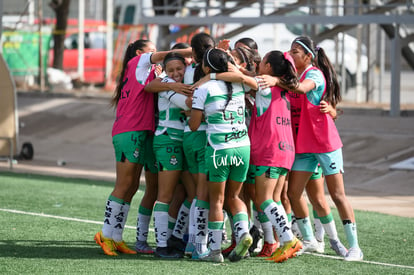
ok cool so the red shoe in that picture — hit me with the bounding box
[257,242,279,257]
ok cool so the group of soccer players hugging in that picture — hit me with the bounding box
[93,31,364,264]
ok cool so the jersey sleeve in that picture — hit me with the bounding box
[135,53,153,83]
[255,82,272,96]
[138,52,152,67]
[160,77,190,111]
[305,69,325,105]
[167,92,190,111]
[160,76,174,84]
[192,87,207,111]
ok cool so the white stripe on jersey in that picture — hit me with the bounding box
[192,80,250,150]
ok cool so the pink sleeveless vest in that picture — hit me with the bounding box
[295,66,342,153]
[248,86,295,169]
[288,91,303,143]
[112,55,156,137]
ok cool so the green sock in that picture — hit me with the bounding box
[296,217,315,241]
[344,221,359,248]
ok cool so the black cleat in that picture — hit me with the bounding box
[167,235,187,252]
[248,225,263,254]
[154,247,183,259]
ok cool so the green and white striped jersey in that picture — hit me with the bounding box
[184,63,207,132]
[155,77,189,141]
[192,80,250,150]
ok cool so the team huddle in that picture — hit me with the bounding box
[93,32,364,263]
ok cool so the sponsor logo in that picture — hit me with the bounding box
[119,77,129,100]
[276,116,291,126]
[278,141,294,152]
[225,129,247,142]
[212,149,245,169]
[121,89,130,99]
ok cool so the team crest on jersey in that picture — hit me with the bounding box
[133,148,139,159]
[170,155,178,165]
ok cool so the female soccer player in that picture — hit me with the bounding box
[137,42,195,256]
[94,39,191,256]
[185,33,216,259]
[150,52,194,258]
[205,51,304,262]
[189,48,252,263]
[265,36,363,261]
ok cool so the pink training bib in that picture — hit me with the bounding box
[249,86,295,169]
[295,67,342,153]
[112,55,156,137]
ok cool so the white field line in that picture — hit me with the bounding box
[0,207,150,231]
[302,251,414,269]
[1,207,413,270]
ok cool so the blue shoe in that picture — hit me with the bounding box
[191,249,200,260]
[185,242,195,257]
[329,239,348,257]
[135,240,154,254]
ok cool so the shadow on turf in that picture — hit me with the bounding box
[0,240,168,260]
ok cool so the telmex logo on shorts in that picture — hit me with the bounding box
[212,150,245,169]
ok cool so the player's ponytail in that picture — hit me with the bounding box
[315,46,341,108]
[191,33,216,82]
[111,39,151,107]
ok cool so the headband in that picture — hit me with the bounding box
[206,48,219,71]
[294,40,315,59]
[236,48,247,65]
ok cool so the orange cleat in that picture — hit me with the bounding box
[94,231,118,256]
[267,237,302,263]
[114,240,137,254]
